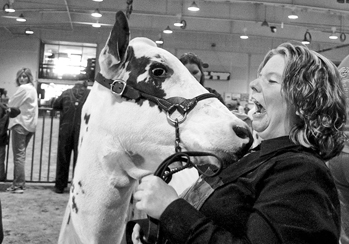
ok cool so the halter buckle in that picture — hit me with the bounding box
[110,79,126,96]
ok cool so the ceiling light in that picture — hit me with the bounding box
[3,3,15,13]
[92,22,101,28]
[240,27,248,39]
[155,37,164,45]
[163,26,173,34]
[91,8,102,18]
[288,11,298,20]
[174,19,184,27]
[261,19,269,27]
[174,19,187,29]
[25,28,34,35]
[301,30,311,45]
[329,33,338,40]
[16,13,26,22]
[188,1,200,11]
[329,27,338,40]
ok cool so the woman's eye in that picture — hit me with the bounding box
[151,67,167,77]
[269,79,278,83]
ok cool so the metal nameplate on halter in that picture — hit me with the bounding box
[110,79,126,96]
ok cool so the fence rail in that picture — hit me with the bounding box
[3,107,73,184]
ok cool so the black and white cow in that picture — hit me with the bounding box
[58,11,252,244]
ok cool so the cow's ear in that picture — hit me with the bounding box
[107,11,130,63]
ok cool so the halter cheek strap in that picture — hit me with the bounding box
[95,72,219,124]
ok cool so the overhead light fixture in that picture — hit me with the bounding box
[174,19,187,29]
[261,6,269,27]
[329,33,338,40]
[155,33,164,45]
[240,27,248,39]
[16,13,26,22]
[329,27,338,40]
[301,30,311,45]
[288,11,298,20]
[92,22,101,28]
[91,8,102,18]
[174,21,183,27]
[155,37,164,45]
[188,1,200,11]
[3,3,15,13]
[261,19,269,27]
[163,26,173,34]
[25,28,34,35]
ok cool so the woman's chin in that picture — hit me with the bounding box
[252,117,269,134]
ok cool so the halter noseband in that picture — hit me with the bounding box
[95,72,218,124]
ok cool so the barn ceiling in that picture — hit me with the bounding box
[1,0,349,53]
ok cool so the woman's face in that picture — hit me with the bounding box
[249,54,295,140]
[18,73,29,85]
[184,63,202,82]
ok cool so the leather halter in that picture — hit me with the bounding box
[95,72,219,124]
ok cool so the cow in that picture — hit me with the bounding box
[58,11,252,244]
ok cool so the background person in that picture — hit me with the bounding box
[131,42,346,244]
[0,103,20,181]
[328,55,349,244]
[7,68,38,194]
[52,80,90,194]
[179,52,225,104]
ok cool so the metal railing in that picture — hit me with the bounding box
[3,107,73,183]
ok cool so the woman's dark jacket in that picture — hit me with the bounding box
[0,103,20,146]
[159,136,340,244]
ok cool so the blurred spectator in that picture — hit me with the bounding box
[179,52,225,104]
[244,103,250,114]
[52,80,90,194]
[0,103,20,181]
[7,68,38,194]
[226,99,240,112]
[0,89,9,104]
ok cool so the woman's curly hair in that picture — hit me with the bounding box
[259,42,347,160]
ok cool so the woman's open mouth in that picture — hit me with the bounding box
[252,99,266,114]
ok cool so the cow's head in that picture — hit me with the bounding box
[83,11,253,182]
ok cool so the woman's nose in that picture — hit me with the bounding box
[249,78,260,92]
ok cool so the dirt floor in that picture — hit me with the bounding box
[0,182,69,244]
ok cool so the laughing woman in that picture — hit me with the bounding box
[132,42,347,244]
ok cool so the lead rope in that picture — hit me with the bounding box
[162,118,192,182]
[174,119,181,153]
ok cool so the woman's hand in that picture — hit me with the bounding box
[133,175,179,219]
[131,224,142,244]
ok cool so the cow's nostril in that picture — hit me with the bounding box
[233,125,254,158]
[233,125,250,139]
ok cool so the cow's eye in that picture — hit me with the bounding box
[151,67,167,77]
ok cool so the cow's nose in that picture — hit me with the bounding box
[233,125,254,158]
[233,125,251,139]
